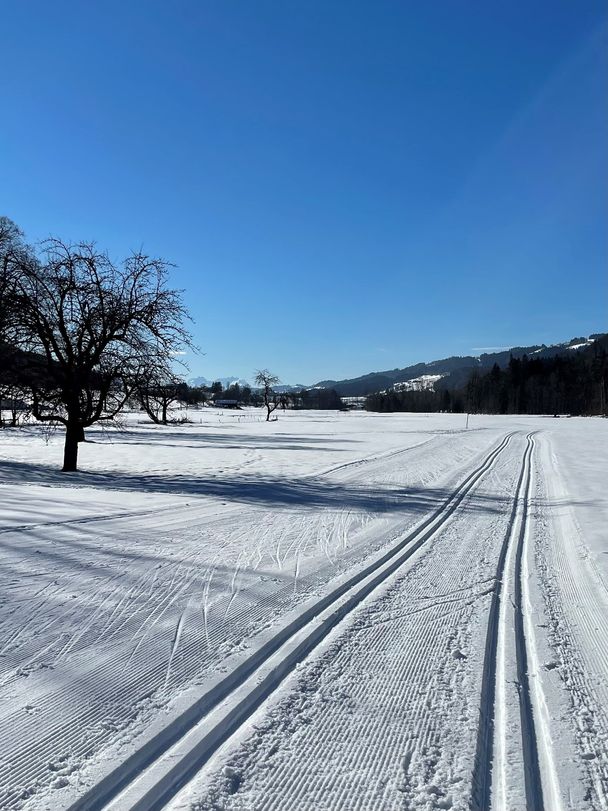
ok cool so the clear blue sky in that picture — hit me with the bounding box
[2,1,606,384]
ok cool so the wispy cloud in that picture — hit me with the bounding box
[471,346,511,352]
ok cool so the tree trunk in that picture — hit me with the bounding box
[62,423,80,471]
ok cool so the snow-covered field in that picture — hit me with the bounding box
[0,409,606,810]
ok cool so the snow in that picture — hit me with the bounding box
[392,373,445,392]
[566,341,592,350]
[0,409,606,810]
[188,376,251,388]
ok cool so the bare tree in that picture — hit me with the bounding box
[12,238,192,471]
[137,369,186,424]
[254,369,280,421]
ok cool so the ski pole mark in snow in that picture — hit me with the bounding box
[164,605,189,692]
[223,558,244,622]
[201,563,217,649]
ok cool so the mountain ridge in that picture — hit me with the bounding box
[314,334,606,397]
[188,375,307,393]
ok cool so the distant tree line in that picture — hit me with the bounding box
[366,388,465,414]
[366,340,608,416]
[180,381,255,408]
[180,380,344,413]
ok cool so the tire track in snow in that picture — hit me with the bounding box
[72,432,515,811]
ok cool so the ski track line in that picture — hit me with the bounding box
[0,501,195,535]
[0,431,505,809]
[471,433,560,811]
[0,582,54,656]
[470,437,531,810]
[0,443,499,810]
[521,452,563,811]
[133,439,520,811]
[67,432,515,811]
[1,515,392,787]
[0,431,444,538]
[512,435,545,811]
[308,434,439,479]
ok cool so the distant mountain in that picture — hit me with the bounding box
[314,334,606,396]
[315,356,478,397]
[189,376,251,389]
[188,376,307,393]
[273,384,307,393]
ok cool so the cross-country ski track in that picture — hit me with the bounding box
[1,411,607,810]
[76,434,514,811]
[472,433,561,811]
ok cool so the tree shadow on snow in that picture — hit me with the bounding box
[0,457,559,518]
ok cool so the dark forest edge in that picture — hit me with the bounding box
[365,337,608,416]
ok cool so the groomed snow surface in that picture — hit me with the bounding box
[0,409,607,811]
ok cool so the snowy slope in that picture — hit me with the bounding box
[392,373,445,392]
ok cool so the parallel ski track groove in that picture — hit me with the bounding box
[70,432,515,811]
[470,433,543,811]
[513,435,544,810]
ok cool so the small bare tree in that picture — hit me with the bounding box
[0,384,30,427]
[12,239,192,471]
[254,369,280,421]
[137,368,185,424]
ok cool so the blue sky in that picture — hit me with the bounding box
[2,1,606,384]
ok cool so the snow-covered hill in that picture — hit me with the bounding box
[392,373,445,392]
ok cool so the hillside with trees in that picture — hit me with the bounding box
[366,336,608,416]
[316,337,605,397]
